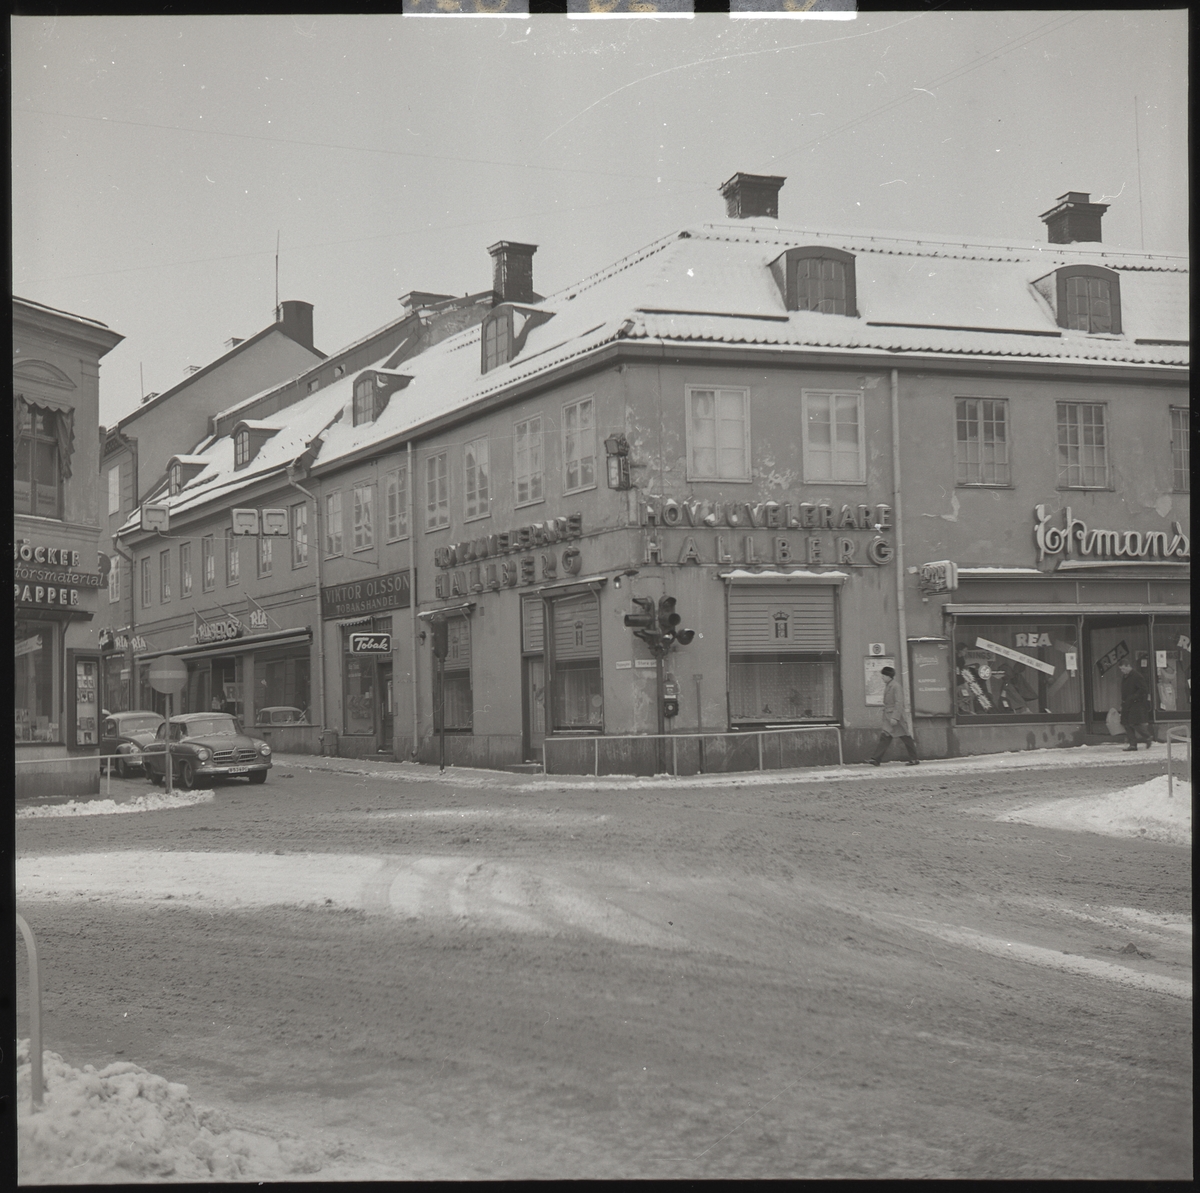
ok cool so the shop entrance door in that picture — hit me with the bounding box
[378,662,394,753]
[522,655,546,762]
[1083,618,1151,730]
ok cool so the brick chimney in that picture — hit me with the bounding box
[719,172,786,220]
[1039,192,1109,244]
[488,242,538,306]
[277,300,315,350]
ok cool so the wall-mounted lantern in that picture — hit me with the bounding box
[603,432,631,490]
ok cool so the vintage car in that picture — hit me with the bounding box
[100,711,165,777]
[141,713,272,789]
[255,706,309,726]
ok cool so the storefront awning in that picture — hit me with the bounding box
[720,569,847,585]
[417,602,475,621]
[137,627,312,661]
[531,574,608,598]
[335,615,374,627]
[945,603,1188,617]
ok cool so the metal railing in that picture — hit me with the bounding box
[1165,724,1191,801]
[542,724,844,777]
[16,913,44,1111]
[15,753,142,797]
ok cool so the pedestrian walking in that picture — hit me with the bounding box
[868,666,920,766]
[1117,659,1154,750]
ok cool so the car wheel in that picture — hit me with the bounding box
[248,771,267,785]
[116,757,129,779]
[177,759,197,790]
[149,769,164,786]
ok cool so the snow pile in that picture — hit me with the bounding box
[16,1040,324,1184]
[16,790,215,818]
[997,775,1191,845]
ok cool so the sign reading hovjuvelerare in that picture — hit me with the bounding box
[321,569,411,620]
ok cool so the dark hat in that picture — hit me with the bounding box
[881,666,895,677]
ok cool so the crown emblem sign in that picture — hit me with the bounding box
[773,610,790,620]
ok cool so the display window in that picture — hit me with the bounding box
[1151,619,1191,718]
[343,617,390,736]
[254,647,312,726]
[15,618,58,742]
[953,620,1081,722]
[549,593,602,731]
[432,618,472,732]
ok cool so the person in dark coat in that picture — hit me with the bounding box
[1117,660,1153,750]
[868,666,920,765]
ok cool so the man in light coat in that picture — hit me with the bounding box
[868,666,920,766]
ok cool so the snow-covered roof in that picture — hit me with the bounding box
[233,419,284,432]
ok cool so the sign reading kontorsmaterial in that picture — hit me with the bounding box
[321,569,411,620]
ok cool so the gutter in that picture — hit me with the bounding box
[407,441,419,760]
[285,468,328,749]
[891,368,911,733]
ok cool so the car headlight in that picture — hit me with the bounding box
[196,748,212,762]
[259,743,271,756]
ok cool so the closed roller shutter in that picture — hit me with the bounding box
[728,585,837,653]
[522,598,544,655]
[552,593,600,661]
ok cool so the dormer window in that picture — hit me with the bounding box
[482,310,514,373]
[168,462,182,496]
[353,375,384,426]
[770,247,858,316]
[234,430,251,468]
[1034,265,1122,335]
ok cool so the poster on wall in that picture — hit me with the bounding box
[863,657,895,706]
[909,640,952,717]
[75,657,98,746]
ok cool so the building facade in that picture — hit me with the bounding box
[15,297,123,797]
[113,178,1190,774]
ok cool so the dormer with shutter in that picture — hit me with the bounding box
[769,247,859,317]
[1032,264,1122,335]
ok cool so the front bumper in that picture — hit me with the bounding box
[195,760,272,778]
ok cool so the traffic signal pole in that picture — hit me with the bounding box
[655,650,666,774]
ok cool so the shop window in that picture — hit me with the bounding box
[14,403,70,519]
[108,466,121,515]
[202,535,215,592]
[464,438,490,521]
[352,483,375,551]
[140,556,152,608]
[562,398,596,494]
[103,654,129,715]
[225,528,240,585]
[549,593,602,730]
[514,416,544,507]
[325,491,344,556]
[727,586,839,724]
[802,390,865,484]
[385,466,408,541]
[180,542,192,598]
[15,619,58,742]
[425,452,449,530]
[254,647,311,727]
[1171,407,1189,492]
[953,621,1081,721]
[433,618,473,731]
[258,535,273,577]
[108,555,121,604]
[1056,402,1109,489]
[343,618,389,736]
[686,387,750,482]
[292,502,309,567]
[1152,620,1191,718]
[955,398,1011,486]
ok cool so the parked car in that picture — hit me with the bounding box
[256,706,309,726]
[141,713,272,789]
[100,711,165,777]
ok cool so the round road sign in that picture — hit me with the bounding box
[148,656,188,694]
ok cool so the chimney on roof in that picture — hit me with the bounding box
[399,291,455,314]
[277,300,315,350]
[1039,191,1109,244]
[488,241,538,306]
[719,172,786,220]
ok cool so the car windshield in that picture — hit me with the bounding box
[178,716,240,737]
[119,716,162,734]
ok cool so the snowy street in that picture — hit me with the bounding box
[16,746,1193,1181]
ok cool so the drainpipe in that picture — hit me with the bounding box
[890,368,910,725]
[407,441,419,760]
[285,471,327,747]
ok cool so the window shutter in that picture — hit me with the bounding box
[727,585,837,653]
[522,598,545,654]
[552,594,600,661]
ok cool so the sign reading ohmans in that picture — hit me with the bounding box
[1034,505,1190,563]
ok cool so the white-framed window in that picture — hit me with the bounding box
[426,451,449,530]
[180,541,192,598]
[140,556,152,608]
[464,437,490,521]
[514,416,544,507]
[107,467,121,515]
[107,555,120,604]
[685,387,751,481]
[225,528,240,585]
[352,483,375,551]
[202,535,215,592]
[292,502,309,567]
[482,311,513,373]
[562,398,596,494]
[258,535,273,577]
[801,389,865,484]
[1171,406,1189,492]
[168,462,182,497]
[159,548,171,603]
[385,465,408,541]
[1056,402,1110,489]
[955,398,1011,487]
[234,430,250,468]
[325,491,343,557]
[352,376,379,427]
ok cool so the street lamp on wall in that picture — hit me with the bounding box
[603,432,631,490]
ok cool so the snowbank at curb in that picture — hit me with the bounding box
[16,1040,324,1184]
[997,775,1191,846]
[16,790,215,818]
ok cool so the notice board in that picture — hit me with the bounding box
[909,639,952,717]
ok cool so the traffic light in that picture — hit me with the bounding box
[431,619,449,660]
[663,697,680,718]
[657,596,681,639]
[623,596,659,647]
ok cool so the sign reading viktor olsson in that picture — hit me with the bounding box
[321,569,411,620]
[1034,505,1190,563]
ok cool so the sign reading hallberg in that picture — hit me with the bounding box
[321,569,411,620]
[1034,505,1190,563]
